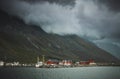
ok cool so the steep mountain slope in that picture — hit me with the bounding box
[0,10,119,63]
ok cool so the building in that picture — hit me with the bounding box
[80,61,89,65]
[79,59,96,66]
[59,60,72,67]
[5,62,20,66]
[89,59,97,66]
[0,61,4,66]
[46,59,59,67]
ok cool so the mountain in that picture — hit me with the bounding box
[0,10,119,63]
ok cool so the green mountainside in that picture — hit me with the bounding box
[0,10,119,63]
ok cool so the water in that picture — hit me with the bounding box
[0,67,120,79]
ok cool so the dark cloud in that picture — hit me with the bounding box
[97,0,120,12]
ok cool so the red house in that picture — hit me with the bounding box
[80,59,96,65]
[46,59,59,66]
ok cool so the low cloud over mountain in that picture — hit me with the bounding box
[0,0,120,59]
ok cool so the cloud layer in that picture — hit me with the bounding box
[0,0,120,39]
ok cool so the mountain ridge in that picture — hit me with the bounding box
[0,9,119,63]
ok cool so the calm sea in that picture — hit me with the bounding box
[0,67,120,79]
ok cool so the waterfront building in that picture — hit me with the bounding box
[0,61,4,66]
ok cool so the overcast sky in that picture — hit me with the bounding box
[0,0,120,59]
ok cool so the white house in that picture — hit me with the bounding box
[0,61,4,66]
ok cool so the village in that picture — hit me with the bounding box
[0,57,119,68]
[0,59,97,68]
[35,59,97,68]
[34,55,97,68]
[0,55,97,68]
